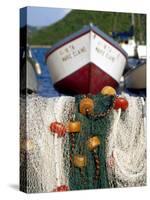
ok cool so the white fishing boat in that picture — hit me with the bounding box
[46,24,127,95]
[124,61,146,89]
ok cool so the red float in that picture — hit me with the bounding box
[114,97,128,111]
[53,185,69,192]
[50,122,66,137]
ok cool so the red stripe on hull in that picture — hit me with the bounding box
[54,63,118,95]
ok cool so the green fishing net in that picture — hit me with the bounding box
[68,93,114,190]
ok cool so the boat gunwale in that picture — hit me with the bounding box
[45,25,128,61]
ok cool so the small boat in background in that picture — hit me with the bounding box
[111,15,137,58]
[120,39,137,58]
[124,60,146,89]
[46,24,127,95]
[20,45,42,95]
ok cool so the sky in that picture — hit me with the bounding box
[20,7,71,27]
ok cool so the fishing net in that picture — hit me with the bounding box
[20,94,75,193]
[106,93,146,187]
[68,94,114,190]
[20,92,146,192]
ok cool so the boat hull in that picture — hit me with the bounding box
[54,62,118,94]
[46,26,127,94]
[124,62,146,89]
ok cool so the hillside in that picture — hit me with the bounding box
[28,10,146,45]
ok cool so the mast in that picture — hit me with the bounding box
[137,14,143,43]
[131,13,135,41]
[131,13,135,27]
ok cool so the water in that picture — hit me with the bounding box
[31,48,60,97]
